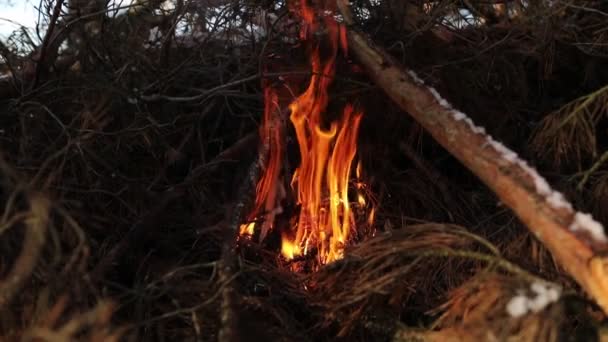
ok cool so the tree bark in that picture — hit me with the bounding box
[337,2,608,315]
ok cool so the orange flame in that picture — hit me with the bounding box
[281,234,301,260]
[243,87,284,241]
[241,0,372,266]
[283,0,363,264]
[239,222,255,236]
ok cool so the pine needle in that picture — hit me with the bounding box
[530,84,608,170]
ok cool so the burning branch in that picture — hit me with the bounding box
[337,1,608,314]
[219,86,287,342]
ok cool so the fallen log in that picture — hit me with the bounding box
[337,2,608,315]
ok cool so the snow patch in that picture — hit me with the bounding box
[546,191,570,210]
[505,295,528,318]
[570,212,608,242]
[427,85,486,135]
[452,109,486,134]
[506,282,561,318]
[428,87,450,108]
[485,139,573,210]
[407,70,425,85]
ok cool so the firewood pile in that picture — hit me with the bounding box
[1,1,608,341]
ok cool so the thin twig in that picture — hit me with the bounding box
[218,156,262,342]
[31,0,66,89]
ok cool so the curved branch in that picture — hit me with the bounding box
[0,194,50,309]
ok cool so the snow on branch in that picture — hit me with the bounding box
[410,70,607,243]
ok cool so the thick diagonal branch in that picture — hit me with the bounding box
[337,4,608,314]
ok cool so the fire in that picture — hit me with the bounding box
[281,235,301,260]
[240,0,374,266]
[240,87,284,241]
[289,103,362,264]
[239,221,256,236]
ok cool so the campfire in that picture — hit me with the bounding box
[4,0,608,341]
[238,0,375,268]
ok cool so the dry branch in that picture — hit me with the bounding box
[217,155,263,342]
[185,131,258,184]
[337,2,608,315]
[218,125,272,342]
[90,189,183,281]
[30,0,66,89]
[0,193,50,310]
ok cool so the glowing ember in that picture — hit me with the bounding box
[357,194,366,206]
[368,207,376,227]
[281,235,301,260]
[239,222,256,236]
[240,0,374,266]
[246,86,284,241]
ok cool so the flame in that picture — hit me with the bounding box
[283,0,363,265]
[239,222,255,236]
[281,234,301,259]
[243,86,284,241]
[357,194,366,206]
[368,207,376,227]
[240,0,372,266]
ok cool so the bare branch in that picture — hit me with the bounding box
[0,193,50,310]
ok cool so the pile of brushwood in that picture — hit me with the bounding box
[2,0,608,340]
